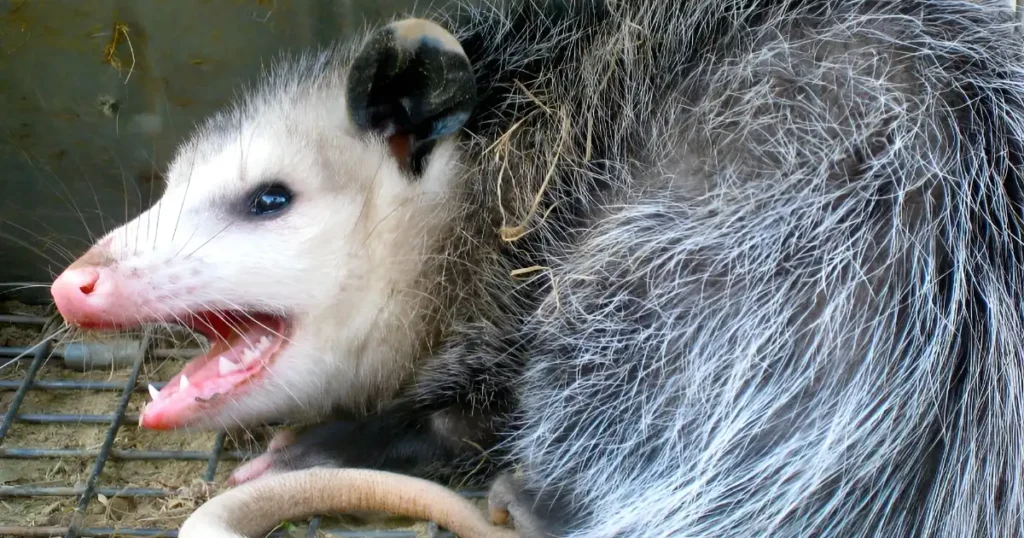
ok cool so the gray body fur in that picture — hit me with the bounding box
[198,0,1024,536]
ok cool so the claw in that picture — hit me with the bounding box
[486,474,560,537]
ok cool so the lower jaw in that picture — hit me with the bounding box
[138,312,290,430]
[138,390,237,430]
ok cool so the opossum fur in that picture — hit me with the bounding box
[263,1,1024,536]
[54,0,1024,536]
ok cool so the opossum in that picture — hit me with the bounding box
[51,0,1024,536]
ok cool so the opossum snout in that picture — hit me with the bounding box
[51,246,127,329]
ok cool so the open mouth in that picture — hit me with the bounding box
[138,311,291,430]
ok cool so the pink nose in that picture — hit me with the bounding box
[51,249,121,329]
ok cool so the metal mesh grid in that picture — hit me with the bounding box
[0,301,478,537]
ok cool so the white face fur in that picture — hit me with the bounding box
[50,31,470,431]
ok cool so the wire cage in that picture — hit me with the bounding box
[0,294,482,537]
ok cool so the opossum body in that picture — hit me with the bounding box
[51,0,1024,537]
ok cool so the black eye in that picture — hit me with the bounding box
[248,183,293,216]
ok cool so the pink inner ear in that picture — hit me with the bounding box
[388,133,412,165]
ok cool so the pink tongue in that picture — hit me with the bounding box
[139,323,284,430]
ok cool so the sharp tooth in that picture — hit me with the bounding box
[148,384,160,401]
[240,348,259,366]
[179,375,191,391]
[219,356,243,375]
[258,335,271,349]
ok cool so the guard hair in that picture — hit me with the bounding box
[54,0,1024,536]
[301,1,1024,536]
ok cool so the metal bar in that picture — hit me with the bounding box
[77,530,178,538]
[0,527,177,537]
[204,431,227,481]
[64,340,148,538]
[0,345,54,358]
[15,413,140,424]
[0,314,50,325]
[10,413,285,428]
[1,346,203,359]
[306,516,322,538]
[0,527,423,538]
[9,411,288,428]
[0,447,255,460]
[0,486,169,497]
[0,319,57,442]
[76,530,177,538]
[0,379,160,391]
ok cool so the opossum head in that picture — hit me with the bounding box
[49,19,477,430]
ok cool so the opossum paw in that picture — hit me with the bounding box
[226,429,296,486]
[487,474,559,538]
[226,452,277,486]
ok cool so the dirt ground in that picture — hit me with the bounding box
[0,301,455,537]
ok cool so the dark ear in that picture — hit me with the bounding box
[346,18,477,176]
